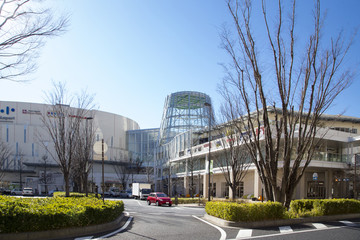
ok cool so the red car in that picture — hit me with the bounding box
[147,192,172,206]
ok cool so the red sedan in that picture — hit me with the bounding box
[147,192,172,206]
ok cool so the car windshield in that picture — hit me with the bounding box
[142,189,152,194]
[157,193,167,197]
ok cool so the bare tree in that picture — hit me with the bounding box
[0,140,11,181]
[40,81,95,197]
[186,135,202,198]
[38,154,54,195]
[0,0,68,82]
[113,159,131,190]
[213,121,250,201]
[71,101,95,196]
[219,0,355,207]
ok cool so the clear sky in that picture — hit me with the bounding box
[1,0,359,129]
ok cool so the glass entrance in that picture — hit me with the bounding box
[307,181,325,199]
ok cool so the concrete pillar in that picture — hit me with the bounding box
[298,173,306,199]
[184,160,189,196]
[327,170,333,198]
[203,155,209,199]
[254,168,260,198]
[228,168,234,199]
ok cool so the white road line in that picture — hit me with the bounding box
[339,220,357,227]
[236,229,253,239]
[74,236,93,240]
[136,200,143,206]
[192,215,226,240]
[312,223,327,229]
[93,216,133,239]
[279,226,293,233]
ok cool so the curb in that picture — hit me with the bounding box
[203,213,360,228]
[0,213,128,240]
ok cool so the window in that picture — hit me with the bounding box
[24,125,27,143]
[6,125,8,142]
[32,143,34,157]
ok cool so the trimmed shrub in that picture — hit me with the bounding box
[0,195,124,233]
[205,201,285,222]
[171,197,206,204]
[289,199,360,218]
[314,199,360,216]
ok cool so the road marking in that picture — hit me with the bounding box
[312,223,327,229]
[236,229,252,238]
[279,226,293,233]
[339,220,357,227]
[93,216,133,239]
[74,236,93,240]
[136,200,143,206]
[192,215,226,240]
[232,225,346,239]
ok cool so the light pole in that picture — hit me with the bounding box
[204,102,212,202]
[85,117,93,196]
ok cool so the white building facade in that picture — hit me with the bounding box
[0,101,141,193]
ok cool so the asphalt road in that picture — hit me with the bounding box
[73,199,360,240]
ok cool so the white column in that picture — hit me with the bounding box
[203,154,209,199]
[254,168,260,198]
[184,159,189,196]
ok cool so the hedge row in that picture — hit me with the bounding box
[205,201,285,222]
[206,199,360,222]
[289,199,360,218]
[0,195,124,233]
[171,197,206,204]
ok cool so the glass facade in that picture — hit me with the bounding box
[127,128,159,168]
[159,91,213,145]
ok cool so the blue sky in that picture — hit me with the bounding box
[1,0,359,129]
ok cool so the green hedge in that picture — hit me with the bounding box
[171,197,206,204]
[205,201,285,222]
[0,195,124,233]
[289,199,360,218]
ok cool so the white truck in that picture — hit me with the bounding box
[132,183,152,200]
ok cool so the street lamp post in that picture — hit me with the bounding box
[85,117,93,196]
[204,102,212,202]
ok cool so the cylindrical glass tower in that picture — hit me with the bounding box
[158,91,212,145]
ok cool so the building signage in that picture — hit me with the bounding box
[22,109,42,115]
[0,106,15,122]
[312,172,318,181]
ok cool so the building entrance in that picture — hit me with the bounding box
[307,181,325,199]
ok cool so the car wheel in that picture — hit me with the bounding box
[156,201,160,206]
[169,204,172,207]
[147,200,151,205]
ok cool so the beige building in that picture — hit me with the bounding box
[0,101,142,193]
[155,114,360,200]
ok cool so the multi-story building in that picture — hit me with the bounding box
[1,96,359,201]
[0,101,140,193]
[155,112,360,200]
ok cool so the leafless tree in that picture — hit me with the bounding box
[40,81,95,197]
[71,104,95,196]
[113,159,131,190]
[38,154,54,195]
[213,120,251,201]
[0,140,11,181]
[219,0,355,207]
[0,0,68,82]
[186,135,201,198]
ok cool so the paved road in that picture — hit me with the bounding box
[73,199,360,240]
